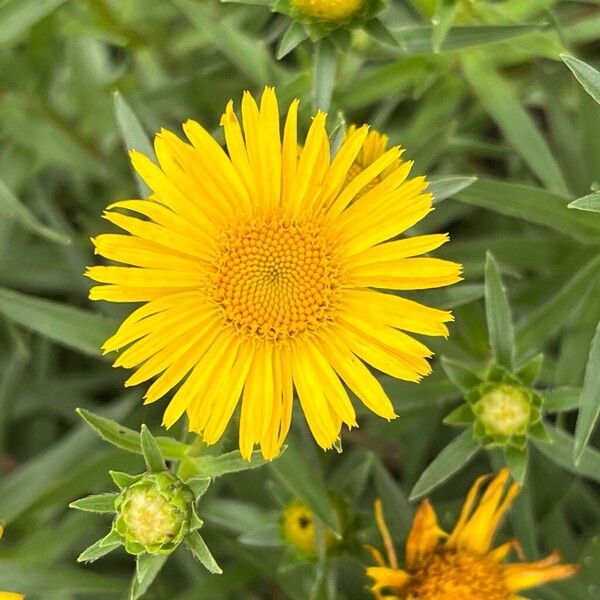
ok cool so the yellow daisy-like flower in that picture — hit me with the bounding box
[0,525,25,600]
[87,88,461,460]
[281,500,337,555]
[366,469,578,599]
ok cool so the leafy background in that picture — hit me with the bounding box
[0,0,599,598]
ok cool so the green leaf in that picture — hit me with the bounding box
[528,420,551,444]
[364,18,399,48]
[113,91,154,198]
[485,252,515,370]
[174,0,272,85]
[277,21,308,59]
[0,176,70,244]
[516,255,600,358]
[515,353,544,386]
[185,531,223,574]
[110,470,142,490]
[409,429,480,500]
[0,0,68,44]
[574,321,600,464]
[462,54,567,194]
[372,459,412,539]
[569,192,600,213]
[534,426,600,483]
[312,38,336,112]
[443,403,475,426]
[429,176,477,203]
[185,477,211,498]
[76,408,188,460]
[0,287,118,357]
[77,536,121,564]
[0,400,131,524]
[505,445,528,485]
[562,54,600,105]
[193,448,275,478]
[540,388,581,412]
[440,356,482,391]
[454,179,600,244]
[238,523,283,547]
[131,554,168,599]
[269,442,340,536]
[432,0,459,53]
[69,493,118,514]
[140,424,167,473]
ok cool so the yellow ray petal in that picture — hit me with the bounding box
[280,98,299,206]
[366,566,410,591]
[0,592,25,600]
[374,499,398,569]
[276,345,295,451]
[89,284,184,303]
[489,539,524,563]
[341,290,453,338]
[220,99,256,200]
[316,333,396,419]
[85,266,203,288]
[405,499,447,570]
[503,552,579,591]
[258,87,282,209]
[350,234,450,267]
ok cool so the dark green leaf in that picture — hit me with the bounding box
[277,21,308,59]
[312,38,336,112]
[440,356,482,391]
[0,0,68,44]
[505,445,528,484]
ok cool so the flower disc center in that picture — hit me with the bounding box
[211,214,340,342]
[406,550,510,600]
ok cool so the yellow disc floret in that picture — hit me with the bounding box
[210,212,341,342]
[475,385,531,437]
[292,0,365,22]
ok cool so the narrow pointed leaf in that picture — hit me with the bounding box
[0,287,117,357]
[69,493,117,514]
[505,445,528,485]
[443,403,475,426]
[540,388,581,412]
[485,252,515,370]
[569,192,600,213]
[429,176,477,203]
[140,424,166,473]
[410,429,480,500]
[110,470,142,490]
[0,0,68,44]
[516,353,544,386]
[440,356,482,391]
[185,477,211,498]
[193,448,275,478]
[277,21,307,59]
[312,38,336,112]
[77,537,121,563]
[574,321,600,464]
[113,91,153,198]
[186,531,223,574]
[562,54,600,105]
[131,554,168,599]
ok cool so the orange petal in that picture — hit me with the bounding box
[405,499,447,570]
[503,551,579,591]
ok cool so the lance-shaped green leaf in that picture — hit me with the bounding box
[515,353,544,386]
[238,523,283,547]
[432,0,459,53]
[0,0,68,44]
[373,459,412,539]
[185,477,211,498]
[364,18,399,48]
[410,429,480,500]
[277,21,308,59]
[444,403,475,426]
[0,287,118,357]
[485,252,515,370]
[569,192,600,213]
[429,176,477,203]
[131,554,168,600]
[185,531,223,574]
[462,53,567,194]
[0,176,70,244]
[140,424,166,473]
[574,321,600,464]
[69,493,118,514]
[505,445,528,485]
[312,38,336,112]
[192,447,277,478]
[534,426,600,483]
[110,470,143,490]
[270,442,340,536]
[562,54,600,105]
[77,530,122,563]
[76,408,188,460]
[440,356,482,391]
[540,387,581,412]
[455,179,600,244]
[113,91,153,198]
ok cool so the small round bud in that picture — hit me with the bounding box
[114,472,194,555]
[291,0,365,22]
[474,384,531,437]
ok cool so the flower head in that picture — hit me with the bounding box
[0,525,25,600]
[281,500,338,555]
[291,0,365,22]
[366,469,578,599]
[87,88,461,460]
[114,472,195,555]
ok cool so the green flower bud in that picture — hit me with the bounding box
[114,472,194,555]
[473,384,531,437]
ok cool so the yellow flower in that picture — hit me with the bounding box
[291,0,365,22]
[0,525,25,600]
[87,88,461,460]
[366,469,578,599]
[281,501,337,555]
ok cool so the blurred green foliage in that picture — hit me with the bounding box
[0,0,600,598]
